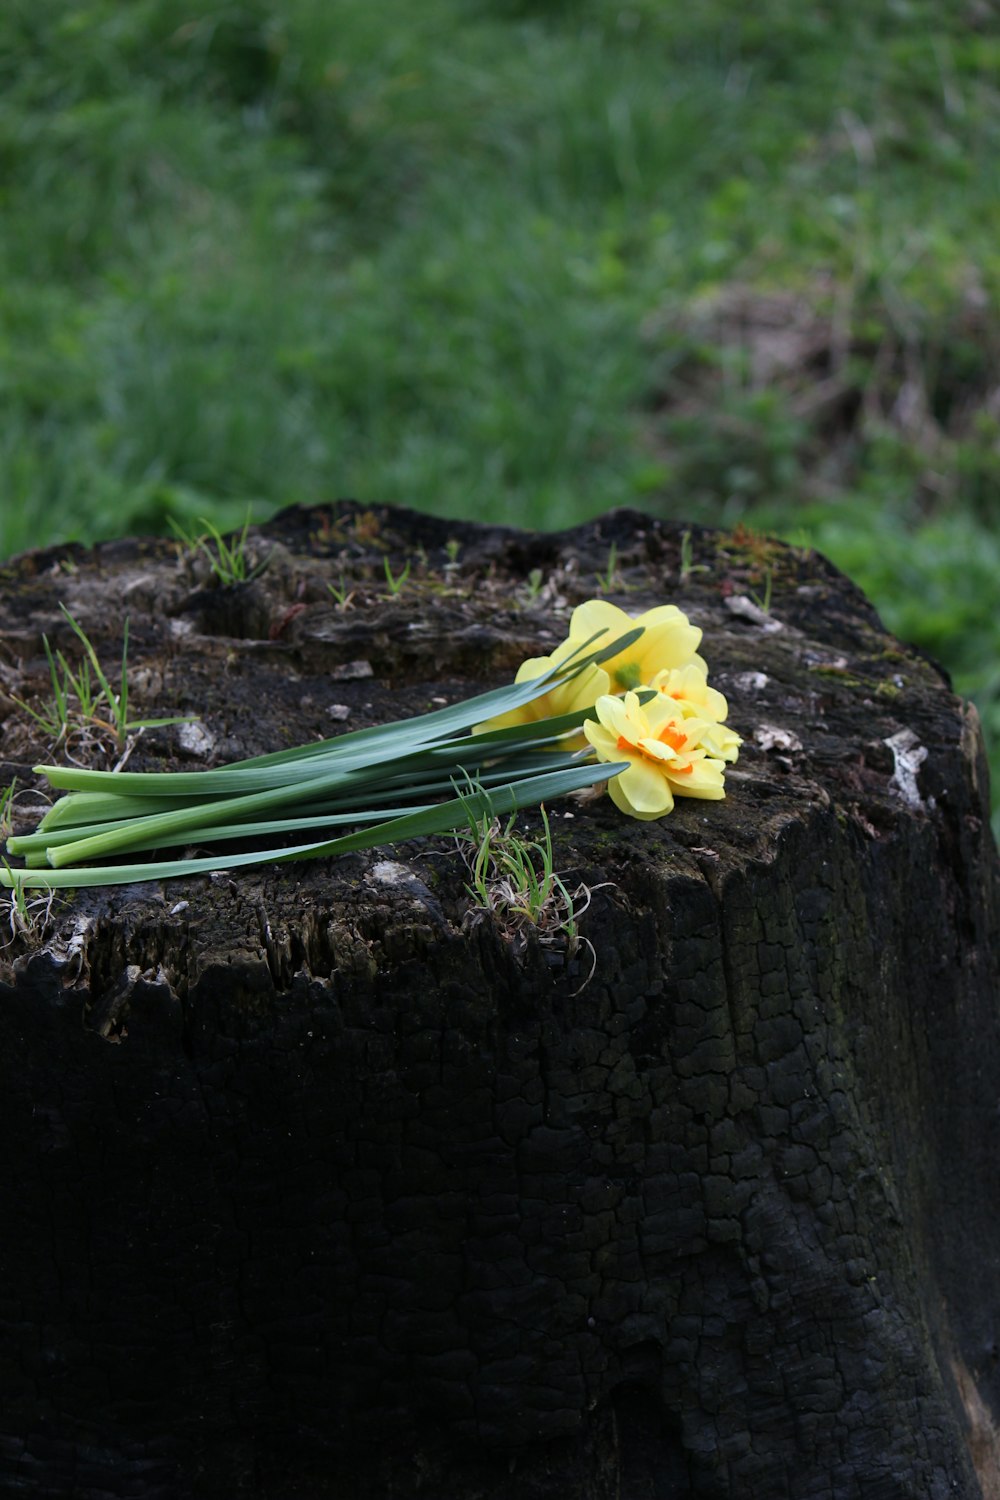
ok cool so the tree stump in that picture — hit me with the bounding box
[1,503,998,1500]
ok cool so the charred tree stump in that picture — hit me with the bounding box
[1,503,998,1499]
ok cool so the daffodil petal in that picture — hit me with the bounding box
[558,663,611,713]
[637,620,703,664]
[513,656,554,684]
[608,774,668,821]
[635,739,670,762]
[583,719,621,760]
[617,758,674,815]
[568,600,630,642]
[594,694,632,739]
[651,666,729,723]
[667,758,727,797]
[632,605,692,629]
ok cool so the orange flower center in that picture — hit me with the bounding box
[657,722,687,751]
[616,720,693,772]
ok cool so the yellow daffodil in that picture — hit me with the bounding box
[474,655,610,748]
[649,664,729,723]
[583,690,727,820]
[475,597,739,774]
[567,600,705,693]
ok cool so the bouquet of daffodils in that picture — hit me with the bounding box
[1,601,739,893]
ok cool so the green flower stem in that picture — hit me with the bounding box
[1,762,625,891]
[2,626,647,891]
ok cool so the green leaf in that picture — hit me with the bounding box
[40,740,589,867]
[1,762,625,891]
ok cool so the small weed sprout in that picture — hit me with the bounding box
[12,607,194,754]
[750,567,774,617]
[13,618,110,748]
[326,575,356,611]
[444,539,462,566]
[0,780,16,841]
[459,802,599,989]
[0,780,55,930]
[595,541,620,593]
[523,567,545,601]
[383,556,411,596]
[594,541,634,595]
[12,638,70,743]
[1,860,57,948]
[679,530,710,583]
[170,510,265,585]
[514,568,553,609]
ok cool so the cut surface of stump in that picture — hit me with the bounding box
[1,503,998,1499]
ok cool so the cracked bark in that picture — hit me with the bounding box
[1,503,998,1499]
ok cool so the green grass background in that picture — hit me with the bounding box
[2,0,999,824]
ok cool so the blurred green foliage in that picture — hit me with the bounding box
[2,0,999,825]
